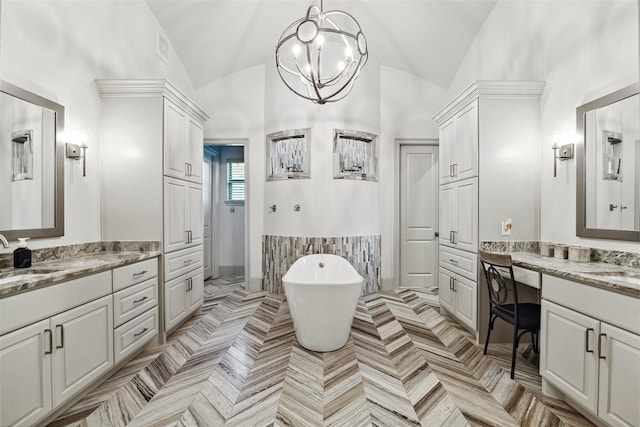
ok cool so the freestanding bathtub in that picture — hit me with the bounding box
[282,254,364,352]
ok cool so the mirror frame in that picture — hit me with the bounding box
[576,82,640,241]
[0,80,65,240]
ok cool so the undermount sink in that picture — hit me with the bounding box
[586,271,640,286]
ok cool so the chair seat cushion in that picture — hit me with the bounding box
[492,303,541,331]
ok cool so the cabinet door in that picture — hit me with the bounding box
[439,183,456,248]
[454,178,478,253]
[453,274,477,330]
[187,269,204,313]
[164,99,188,180]
[598,322,640,427]
[439,118,455,184]
[188,183,203,246]
[452,100,478,181]
[164,177,188,253]
[187,117,204,183]
[438,267,455,314]
[0,319,52,427]
[51,295,113,408]
[165,275,188,331]
[540,300,599,413]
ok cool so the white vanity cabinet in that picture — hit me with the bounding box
[164,99,204,184]
[164,249,204,332]
[433,81,544,336]
[541,274,640,427]
[0,272,113,427]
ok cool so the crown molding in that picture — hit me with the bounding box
[433,80,546,125]
[95,79,210,123]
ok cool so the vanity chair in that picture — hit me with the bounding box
[478,250,541,379]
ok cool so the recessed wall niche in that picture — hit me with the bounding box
[266,128,310,181]
[333,129,377,181]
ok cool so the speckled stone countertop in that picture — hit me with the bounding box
[0,244,161,298]
[507,252,640,298]
[480,241,640,298]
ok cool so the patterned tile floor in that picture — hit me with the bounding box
[50,278,592,426]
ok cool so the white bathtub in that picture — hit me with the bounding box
[282,254,364,352]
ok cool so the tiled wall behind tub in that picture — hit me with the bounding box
[262,235,381,295]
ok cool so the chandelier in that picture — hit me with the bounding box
[275,1,368,104]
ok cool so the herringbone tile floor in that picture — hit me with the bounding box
[51,278,592,426]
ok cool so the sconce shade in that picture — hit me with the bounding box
[275,2,368,104]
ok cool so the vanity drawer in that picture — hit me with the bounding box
[113,258,158,292]
[440,246,477,281]
[164,246,203,282]
[113,277,158,327]
[114,306,158,364]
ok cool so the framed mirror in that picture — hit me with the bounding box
[576,82,639,241]
[0,80,65,240]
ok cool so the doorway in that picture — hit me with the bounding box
[203,140,247,283]
[397,141,439,289]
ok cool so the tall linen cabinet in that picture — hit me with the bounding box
[433,81,544,341]
[97,80,210,340]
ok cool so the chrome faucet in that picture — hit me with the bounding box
[305,242,313,255]
[0,234,9,249]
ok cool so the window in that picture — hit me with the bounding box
[226,160,245,203]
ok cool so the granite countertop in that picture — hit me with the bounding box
[0,250,161,298]
[505,252,640,298]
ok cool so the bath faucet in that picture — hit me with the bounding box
[305,242,313,255]
[0,234,9,249]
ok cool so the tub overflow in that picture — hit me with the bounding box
[318,262,325,268]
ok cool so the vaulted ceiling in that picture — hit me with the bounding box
[145,0,498,90]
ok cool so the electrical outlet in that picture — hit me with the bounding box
[501,219,512,236]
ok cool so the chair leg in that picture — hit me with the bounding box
[510,326,518,379]
[484,315,495,355]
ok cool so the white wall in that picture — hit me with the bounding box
[0,0,195,253]
[447,0,639,253]
[217,146,245,270]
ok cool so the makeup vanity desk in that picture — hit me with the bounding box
[483,251,640,427]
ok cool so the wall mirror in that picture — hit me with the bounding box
[576,82,639,241]
[0,80,65,240]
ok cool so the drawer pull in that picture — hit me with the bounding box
[133,270,148,277]
[134,328,149,338]
[44,329,53,355]
[183,259,194,264]
[598,333,607,360]
[56,324,64,349]
[585,328,594,353]
[449,259,459,264]
[133,296,148,305]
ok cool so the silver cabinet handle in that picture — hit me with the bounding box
[452,277,456,292]
[185,163,190,177]
[134,328,148,338]
[133,296,148,305]
[44,329,53,355]
[585,328,594,353]
[183,259,194,265]
[453,163,457,177]
[449,164,454,177]
[449,231,454,243]
[598,333,607,360]
[56,325,64,349]
[133,270,147,278]
[449,259,458,264]
[452,231,457,244]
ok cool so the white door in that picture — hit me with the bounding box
[51,295,113,408]
[439,119,455,184]
[452,274,477,330]
[165,275,188,331]
[455,178,478,253]
[400,145,438,288]
[438,268,455,314]
[598,322,640,427]
[540,300,600,413]
[187,269,205,312]
[164,177,187,253]
[188,183,203,246]
[0,319,52,427]
[203,157,212,279]
[439,183,455,247]
[452,99,478,181]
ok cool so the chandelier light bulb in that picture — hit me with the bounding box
[275,2,368,104]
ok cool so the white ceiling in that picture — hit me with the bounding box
[145,0,498,90]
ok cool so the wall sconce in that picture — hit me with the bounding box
[551,135,574,177]
[65,133,88,177]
